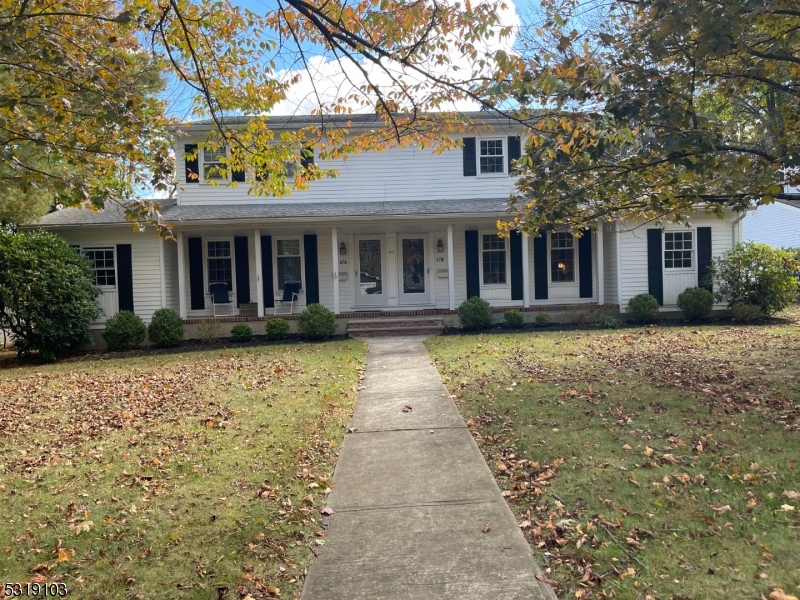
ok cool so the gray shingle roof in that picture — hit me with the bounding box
[33,198,509,227]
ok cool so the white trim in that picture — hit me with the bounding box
[255,229,264,317]
[200,146,230,184]
[663,229,696,272]
[159,238,166,308]
[547,231,579,285]
[521,233,530,308]
[331,227,340,315]
[204,238,237,305]
[83,246,117,291]
[177,231,187,318]
[615,221,622,311]
[596,223,604,306]
[476,136,508,177]
[273,236,305,293]
[447,225,455,310]
[478,231,511,288]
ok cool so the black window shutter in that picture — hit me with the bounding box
[234,236,250,306]
[578,229,593,298]
[647,229,663,305]
[116,244,134,312]
[261,235,274,308]
[184,144,198,183]
[508,136,521,173]
[188,237,205,310]
[304,235,319,305]
[697,227,712,291]
[533,234,548,300]
[232,169,245,183]
[510,231,524,300]
[463,137,477,177]
[301,147,314,169]
[465,230,480,298]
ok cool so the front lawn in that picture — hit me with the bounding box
[1,340,365,599]
[427,309,800,600]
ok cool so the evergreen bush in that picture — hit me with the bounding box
[676,286,714,320]
[458,297,493,329]
[266,318,290,340]
[503,310,525,328]
[147,309,184,348]
[230,323,253,342]
[626,293,660,323]
[731,303,763,323]
[297,304,336,339]
[534,313,552,326]
[102,311,146,351]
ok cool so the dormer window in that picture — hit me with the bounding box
[480,140,504,174]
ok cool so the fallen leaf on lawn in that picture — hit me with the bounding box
[29,563,50,574]
[482,523,492,533]
[643,446,655,457]
[56,548,75,563]
[783,491,799,500]
[769,589,799,600]
[622,444,633,450]
[520,520,531,530]
[711,505,732,515]
[779,504,795,512]
[29,574,48,584]
[68,520,93,534]
[267,586,280,597]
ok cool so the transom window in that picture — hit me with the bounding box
[550,232,575,282]
[203,148,227,181]
[84,248,115,287]
[482,234,507,285]
[276,239,302,290]
[665,231,693,269]
[207,241,232,290]
[480,139,504,174]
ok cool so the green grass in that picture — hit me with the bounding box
[0,340,366,599]
[427,309,800,600]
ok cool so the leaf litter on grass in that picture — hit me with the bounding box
[428,310,800,599]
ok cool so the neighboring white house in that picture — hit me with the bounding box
[743,195,800,249]
[31,112,747,331]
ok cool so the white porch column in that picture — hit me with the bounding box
[596,222,605,306]
[158,237,166,308]
[254,229,264,317]
[331,227,340,315]
[521,233,530,308]
[177,231,187,319]
[447,225,455,310]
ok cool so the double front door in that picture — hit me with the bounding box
[354,235,430,306]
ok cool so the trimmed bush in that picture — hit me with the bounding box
[626,293,660,323]
[0,228,100,361]
[297,304,336,340]
[598,314,621,329]
[504,310,525,329]
[731,303,762,323]
[147,308,184,348]
[676,286,714,320]
[711,242,798,316]
[266,318,290,340]
[534,313,552,327]
[231,323,253,342]
[102,311,146,351]
[459,296,493,329]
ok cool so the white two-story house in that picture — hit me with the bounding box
[33,112,746,337]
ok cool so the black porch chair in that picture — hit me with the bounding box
[274,281,301,315]
[209,282,233,316]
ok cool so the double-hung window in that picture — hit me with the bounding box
[207,241,233,290]
[550,232,575,282]
[664,231,693,269]
[482,234,507,285]
[84,248,116,288]
[276,239,302,290]
[203,147,227,181]
[479,139,504,174]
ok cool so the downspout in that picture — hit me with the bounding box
[731,208,750,245]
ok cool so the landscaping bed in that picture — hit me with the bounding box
[0,340,366,599]
[427,305,800,599]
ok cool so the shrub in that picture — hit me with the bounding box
[297,304,336,339]
[459,297,493,329]
[711,242,798,316]
[0,228,100,361]
[676,286,714,320]
[230,323,253,342]
[626,293,660,323]
[266,318,290,340]
[503,310,525,329]
[102,311,146,351]
[731,303,763,323]
[147,309,184,348]
[535,313,552,326]
[197,319,221,343]
[598,314,621,329]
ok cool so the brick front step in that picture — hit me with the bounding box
[347,317,444,337]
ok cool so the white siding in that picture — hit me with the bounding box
[49,229,163,326]
[432,230,451,309]
[176,133,521,206]
[743,203,800,248]
[163,238,180,312]
[452,227,468,305]
[603,222,619,304]
[317,233,334,308]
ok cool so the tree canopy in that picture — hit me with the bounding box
[490,0,800,233]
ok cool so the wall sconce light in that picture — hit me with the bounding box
[339,241,347,256]
[437,238,444,253]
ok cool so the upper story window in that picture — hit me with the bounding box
[203,148,228,181]
[480,139,504,174]
[550,232,575,282]
[84,248,116,288]
[664,231,693,269]
[276,239,302,290]
[207,240,232,289]
[482,233,507,285]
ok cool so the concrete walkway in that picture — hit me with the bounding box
[302,337,556,600]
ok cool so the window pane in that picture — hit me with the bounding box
[664,232,692,269]
[207,241,232,289]
[479,139,504,173]
[277,239,300,257]
[483,250,506,284]
[84,248,115,287]
[482,234,505,250]
[550,234,575,281]
[277,257,302,289]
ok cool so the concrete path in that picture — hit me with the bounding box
[302,337,556,600]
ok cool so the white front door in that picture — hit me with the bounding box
[355,236,387,306]
[398,236,430,304]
